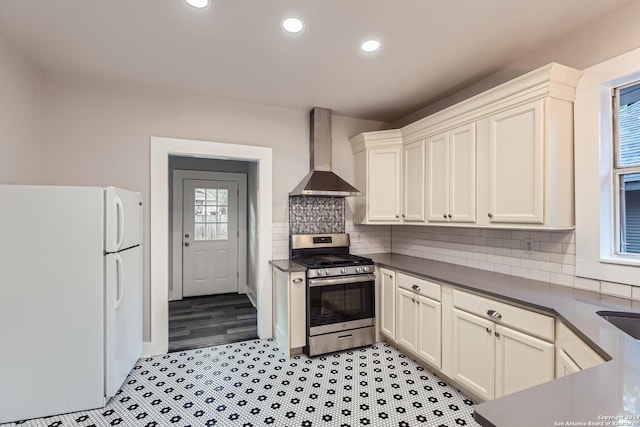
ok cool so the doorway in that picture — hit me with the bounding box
[148,137,273,357]
[168,160,254,351]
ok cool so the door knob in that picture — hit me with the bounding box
[184,242,190,247]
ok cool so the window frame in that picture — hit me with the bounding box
[612,81,640,258]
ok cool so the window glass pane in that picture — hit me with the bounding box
[205,206,217,219]
[218,189,228,205]
[191,186,230,241]
[194,223,206,241]
[217,223,228,240]
[219,206,228,223]
[617,82,640,167]
[206,189,217,205]
[620,173,640,254]
[206,223,217,240]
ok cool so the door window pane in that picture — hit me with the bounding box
[193,187,230,241]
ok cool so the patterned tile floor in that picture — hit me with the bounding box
[4,340,480,427]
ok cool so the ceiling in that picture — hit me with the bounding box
[0,0,632,123]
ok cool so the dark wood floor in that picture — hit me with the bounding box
[168,293,258,352]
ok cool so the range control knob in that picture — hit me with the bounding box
[363,266,370,272]
[316,270,324,277]
[340,268,347,274]
[325,269,331,276]
[355,267,362,273]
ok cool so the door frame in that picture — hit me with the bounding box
[148,136,272,357]
[171,170,248,301]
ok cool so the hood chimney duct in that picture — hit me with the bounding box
[289,107,361,197]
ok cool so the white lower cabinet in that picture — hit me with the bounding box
[451,291,555,400]
[452,308,495,399]
[379,268,396,339]
[396,288,418,353]
[379,268,606,402]
[272,267,306,356]
[556,348,581,377]
[555,322,605,378]
[494,324,554,397]
[395,273,442,369]
[417,295,442,368]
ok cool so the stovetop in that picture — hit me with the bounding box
[292,253,373,269]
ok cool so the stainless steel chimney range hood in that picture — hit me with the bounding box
[289,107,362,197]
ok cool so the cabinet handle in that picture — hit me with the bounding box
[443,214,447,219]
[395,214,399,219]
[494,331,500,338]
[293,278,303,284]
[486,327,492,334]
[487,310,502,319]
[402,214,405,218]
[411,284,421,292]
[488,213,493,218]
[447,214,452,218]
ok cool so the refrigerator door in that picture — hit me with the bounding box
[0,185,105,424]
[105,186,143,252]
[104,246,143,398]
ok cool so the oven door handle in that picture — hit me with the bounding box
[308,274,376,287]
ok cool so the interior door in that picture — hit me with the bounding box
[183,179,239,296]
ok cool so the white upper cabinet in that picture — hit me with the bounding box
[352,63,582,229]
[403,140,426,222]
[352,130,425,224]
[351,130,403,224]
[368,146,402,222]
[427,123,476,223]
[486,100,543,224]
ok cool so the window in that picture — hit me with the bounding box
[613,81,640,255]
[193,187,229,241]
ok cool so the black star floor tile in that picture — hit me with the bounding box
[2,340,480,427]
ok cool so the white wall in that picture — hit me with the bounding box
[0,35,41,184]
[37,74,386,340]
[395,0,640,127]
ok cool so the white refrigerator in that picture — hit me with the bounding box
[0,185,143,424]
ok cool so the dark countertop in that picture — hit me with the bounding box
[369,253,640,427]
[269,259,306,273]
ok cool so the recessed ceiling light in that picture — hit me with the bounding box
[282,17,304,33]
[185,0,209,9]
[361,39,381,53]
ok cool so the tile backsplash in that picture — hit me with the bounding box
[392,226,576,286]
[289,196,344,235]
[273,214,638,300]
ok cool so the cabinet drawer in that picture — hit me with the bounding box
[453,289,554,341]
[398,272,441,301]
[556,322,605,370]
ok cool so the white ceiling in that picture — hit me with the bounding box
[0,0,631,122]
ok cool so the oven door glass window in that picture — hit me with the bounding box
[309,280,374,327]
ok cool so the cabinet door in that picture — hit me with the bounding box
[368,146,402,222]
[273,268,290,354]
[417,295,442,369]
[556,348,580,378]
[426,132,449,222]
[289,272,307,350]
[452,308,495,400]
[449,123,476,223]
[495,324,554,398]
[488,100,544,224]
[396,288,418,353]
[379,268,396,339]
[403,140,426,222]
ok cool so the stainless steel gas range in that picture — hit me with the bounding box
[291,233,375,356]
